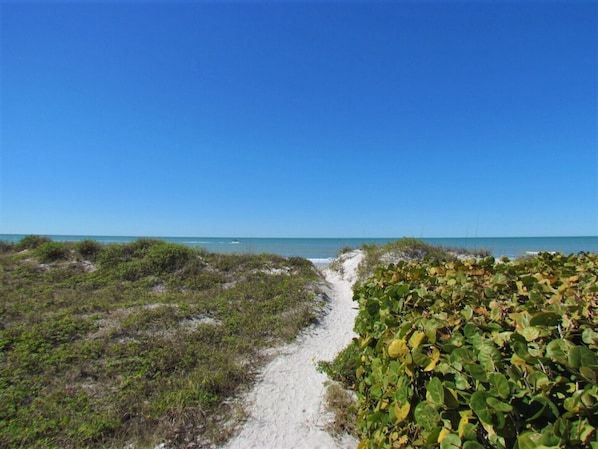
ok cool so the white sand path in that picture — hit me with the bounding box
[222,250,363,449]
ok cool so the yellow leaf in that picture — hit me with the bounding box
[511,353,528,367]
[437,427,450,443]
[458,412,470,438]
[424,347,440,371]
[393,401,411,422]
[388,339,408,358]
[409,331,426,349]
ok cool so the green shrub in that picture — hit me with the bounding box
[127,238,162,256]
[147,243,194,274]
[17,234,52,250]
[75,239,103,260]
[35,241,70,262]
[97,244,132,269]
[319,339,361,387]
[352,252,598,448]
[0,240,14,253]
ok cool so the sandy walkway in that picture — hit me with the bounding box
[222,250,363,449]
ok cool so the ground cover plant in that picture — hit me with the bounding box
[356,239,490,281]
[0,237,321,448]
[346,251,597,448]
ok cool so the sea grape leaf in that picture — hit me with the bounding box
[388,339,408,359]
[464,323,481,341]
[568,346,598,369]
[424,347,441,372]
[450,347,475,371]
[463,442,485,449]
[486,396,512,413]
[461,305,474,320]
[528,290,543,302]
[489,373,511,399]
[409,330,426,349]
[444,387,460,409]
[412,347,431,368]
[455,372,471,390]
[546,339,574,365]
[528,371,550,391]
[393,401,411,423]
[520,326,540,342]
[582,328,598,345]
[426,377,444,406]
[529,312,561,327]
[414,402,440,429]
[516,432,542,449]
[439,433,461,449]
[470,391,494,425]
[478,341,501,371]
[366,299,380,316]
[580,366,596,382]
[465,363,488,382]
[471,391,505,428]
[426,427,443,445]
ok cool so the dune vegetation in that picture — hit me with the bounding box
[323,246,598,448]
[0,237,322,448]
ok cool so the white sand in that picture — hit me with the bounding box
[222,250,363,449]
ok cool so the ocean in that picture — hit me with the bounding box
[1,234,596,267]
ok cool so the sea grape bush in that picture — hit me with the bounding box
[353,252,598,449]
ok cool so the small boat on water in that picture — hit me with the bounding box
[230,240,240,244]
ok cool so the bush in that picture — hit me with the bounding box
[319,339,361,387]
[128,238,162,257]
[75,239,103,260]
[352,252,598,448]
[147,243,194,274]
[0,240,14,253]
[17,235,52,250]
[97,244,132,269]
[35,242,70,263]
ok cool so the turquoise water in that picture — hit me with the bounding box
[1,234,596,263]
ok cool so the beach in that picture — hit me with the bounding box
[222,250,364,449]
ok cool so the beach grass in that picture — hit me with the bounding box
[0,237,322,448]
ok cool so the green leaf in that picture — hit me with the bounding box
[463,442,485,449]
[471,391,494,425]
[489,373,510,400]
[520,326,540,342]
[568,346,598,369]
[465,363,488,382]
[582,328,598,345]
[426,377,444,406]
[414,402,440,429]
[580,366,596,382]
[486,396,512,412]
[546,339,574,365]
[412,347,431,368]
[516,432,542,449]
[529,312,561,327]
[365,299,380,316]
[464,323,481,341]
[440,433,461,449]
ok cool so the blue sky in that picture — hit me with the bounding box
[1,1,596,238]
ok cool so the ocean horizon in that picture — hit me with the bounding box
[1,234,597,265]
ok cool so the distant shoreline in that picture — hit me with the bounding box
[1,234,596,261]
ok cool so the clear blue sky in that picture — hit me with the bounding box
[1,1,596,238]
